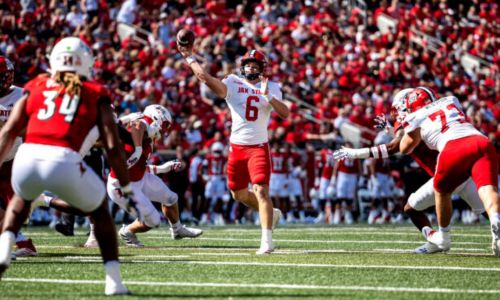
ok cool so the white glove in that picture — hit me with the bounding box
[152,160,183,174]
[127,146,142,167]
[329,176,336,187]
[332,147,370,160]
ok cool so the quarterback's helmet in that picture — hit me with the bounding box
[0,56,14,95]
[240,50,267,81]
[49,37,94,79]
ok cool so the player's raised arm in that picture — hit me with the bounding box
[176,29,227,99]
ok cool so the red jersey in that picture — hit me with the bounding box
[319,148,335,178]
[394,121,438,177]
[24,75,110,152]
[109,125,152,182]
[205,154,225,176]
[271,151,288,174]
[337,158,359,174]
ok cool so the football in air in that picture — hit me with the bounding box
[176,29,195,47]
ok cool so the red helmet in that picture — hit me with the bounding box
[404,86,437,113]
[0,56,14,95]
[240,50,267,80]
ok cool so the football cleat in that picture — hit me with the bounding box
[272,208,282,230]
[414,242,443,254]
[256,245,274,255]
[13,239,38,257]
[84,233,99,248]
[118,225,144,247]
[105,278,130,296]
[426,230,451,251]
[170,225,203,240]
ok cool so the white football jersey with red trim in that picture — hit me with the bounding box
[0,86,23,161]
[403,96,482,151]
[222,74,283,145]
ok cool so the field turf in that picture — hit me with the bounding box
[2,224,500,299]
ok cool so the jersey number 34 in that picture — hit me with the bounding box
[37,91,80,123]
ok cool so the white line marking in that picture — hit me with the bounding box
[3,278,500,294]
[190,253,251,256]
[55,257,500,272]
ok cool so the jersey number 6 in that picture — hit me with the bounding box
[245,96,259,121]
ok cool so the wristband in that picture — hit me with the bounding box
[185,56,196,64]
[370,144,389,159]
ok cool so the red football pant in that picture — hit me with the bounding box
[434,135,498,193]
[227,143,271,191]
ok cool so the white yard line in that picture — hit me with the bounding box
[3,278,500,294]
[52,257,500,272]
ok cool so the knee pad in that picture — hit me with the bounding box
[163,193,178,207]
[143,210,161,228]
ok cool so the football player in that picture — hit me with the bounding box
[179,37,289,253]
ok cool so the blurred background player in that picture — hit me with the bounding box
[201,141,228,225]
[0,56,37,258]
[178,34,290,254]
[315,145,335,223]
[332,141,362,224]
[269,142,289,221]
[0,37,134,295]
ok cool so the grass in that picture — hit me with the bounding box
[2,224,500,299]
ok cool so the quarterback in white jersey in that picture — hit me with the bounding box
[400,88,500,256]
[178,37,289,254]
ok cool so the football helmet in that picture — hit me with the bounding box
[240,50,267,81]
[143,104,172,132]
[0,56,14,95]
[49,37,95,79]
[404,86,437,113]
[390,88,413,123]
[211,142,224,154]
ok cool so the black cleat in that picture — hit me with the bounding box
[55,222,74,236]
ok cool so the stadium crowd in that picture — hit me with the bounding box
[0,0,498,226]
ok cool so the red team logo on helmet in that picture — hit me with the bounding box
[240,50,268,80]
[404,86,437,113]
[0,56,14,94]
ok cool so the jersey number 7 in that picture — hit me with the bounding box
[428,103,465,133]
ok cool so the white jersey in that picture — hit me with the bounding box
[222,74,283,145]
[403,96,482,152]
[0,86,23,161]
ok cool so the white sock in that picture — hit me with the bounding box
[170,221,181,231]
[261,229,272,249]
[0,231,16,266]
[104,260,123,283]
[89,223,95,235]
[421,226,433,238]
[16,231,27,243]
[439,225,451,233]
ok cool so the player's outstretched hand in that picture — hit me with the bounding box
[373,114,392,132]
[332,147,353,161]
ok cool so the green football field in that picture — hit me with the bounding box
[2,224,500,299]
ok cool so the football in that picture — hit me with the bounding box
[176,29,195,47]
